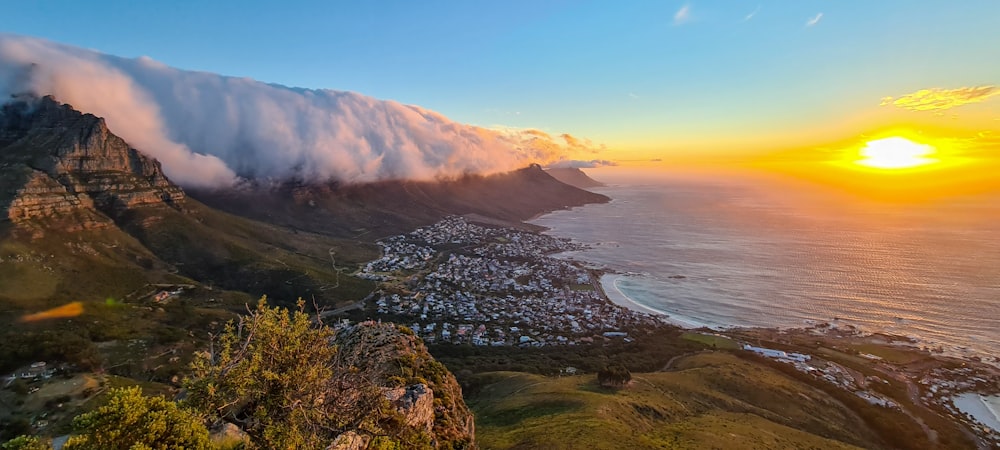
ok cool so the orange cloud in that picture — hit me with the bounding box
[881,86,999,111]
[20,302,84,322]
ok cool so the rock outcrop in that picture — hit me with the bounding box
[386,383,435,433]
[334,322,476,449]
[1,95,184,230]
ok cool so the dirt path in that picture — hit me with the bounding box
[658,351,710,372]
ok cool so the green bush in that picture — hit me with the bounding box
[63,386,211,450]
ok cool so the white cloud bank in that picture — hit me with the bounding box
[0,34,590,189]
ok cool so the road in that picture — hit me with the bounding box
[873,364,990,450]
[318,301,364,318]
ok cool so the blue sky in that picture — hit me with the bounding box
[3,1,998,158]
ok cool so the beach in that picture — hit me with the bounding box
[600,273,713,329]
[531,180,1000,363]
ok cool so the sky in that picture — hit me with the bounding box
[2,1,999,166]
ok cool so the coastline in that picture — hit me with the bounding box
[953,393,1000,433]
[599,273,713,330]
[532,191,1000,447]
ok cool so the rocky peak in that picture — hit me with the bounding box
[1,96,184,229]
[386,383,435,432]
[334,322,476,449]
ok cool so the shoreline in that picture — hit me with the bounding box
[566,234,1000,369]
[533,201,1000,447]
[530,183,1000,369]
[599,273,714,330]
[953,393,1000,433]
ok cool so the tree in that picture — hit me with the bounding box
[597,364,631,388]
[184,297,400,449]
[62,386,211,450]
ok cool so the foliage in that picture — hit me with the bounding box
[62,386,211,450]
[468,354,882,450]
[1,435,50,450]
[744,352,974,449]
[429,325,699,379]
[0,329,101,374]
[183,297,402,449]
[597,364,631,388]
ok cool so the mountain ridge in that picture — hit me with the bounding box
[189,164,609,240]
[0,96,494,448]
[1,95,183,235]
[0,95,610,370]
[544,167,605,189]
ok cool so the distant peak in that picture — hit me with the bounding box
[544,167,605,189]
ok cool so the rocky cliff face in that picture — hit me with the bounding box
[0,96,184,231]
[335,322,476,449]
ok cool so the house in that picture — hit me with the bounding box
[743,344,788,359]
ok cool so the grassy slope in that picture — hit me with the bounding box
[0,199,379,376]
[468,352,884,450]
[118,200,378,307]
[0,200,383,438]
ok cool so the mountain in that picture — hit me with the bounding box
[0,96,495,447]
[0,97,606,309]
[0,96,609,375]
[190,164,609,239]
[544,167,605,190]
[1,96,183,235]
[2,97,975,449]
[0,96,373,311]
[0,34,605,189]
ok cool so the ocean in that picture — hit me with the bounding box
[531,168,1000,361]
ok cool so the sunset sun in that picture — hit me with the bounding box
[856,137,938,169]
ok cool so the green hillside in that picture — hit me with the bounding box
[467,352,884,450]
[0,199,378,376]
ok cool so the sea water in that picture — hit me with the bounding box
[531,170,1000,360]
[953,393,1000,433]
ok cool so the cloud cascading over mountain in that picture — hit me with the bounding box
[0,34,593,189]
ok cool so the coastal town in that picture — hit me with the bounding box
[356,215,1000,447]
[358,216,663,347]
[725,325,1000,447]
[3,214,999,447]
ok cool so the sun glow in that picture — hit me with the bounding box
[856,137,937,169]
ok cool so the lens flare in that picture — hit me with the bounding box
[20,302,84,322]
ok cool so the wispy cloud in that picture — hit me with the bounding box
[559,133,607,153]
[628,92,639,99]
[881,86,1000,111]
[674,4,691,25]
[805,12,823,27]
[547,159,618,169]
[743,5,761,22]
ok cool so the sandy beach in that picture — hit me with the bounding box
[600,273,713,329]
